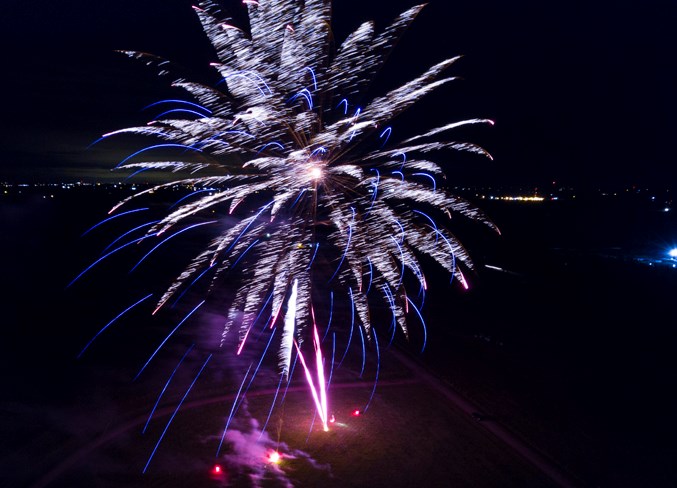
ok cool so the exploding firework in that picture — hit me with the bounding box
[75,0,497,473]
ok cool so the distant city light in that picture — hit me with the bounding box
[488,195,545,202]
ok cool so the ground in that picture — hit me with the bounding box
[21,345,561,488]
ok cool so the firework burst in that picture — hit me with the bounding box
[78,0,496,461]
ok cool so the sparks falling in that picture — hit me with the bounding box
[91,0,497,439]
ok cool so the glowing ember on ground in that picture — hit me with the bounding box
[267,450,282,464]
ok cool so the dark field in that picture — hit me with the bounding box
[1,185,676,487]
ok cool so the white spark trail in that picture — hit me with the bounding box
[100,0,496,433]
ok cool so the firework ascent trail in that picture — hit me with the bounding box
[77,0,498,463]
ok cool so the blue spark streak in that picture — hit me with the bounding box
[307,243,320,270]
[305,66,318,91]
[153,108,210,120]
[365,258,374,293]
[367,168,380,213]
[328,209,354,283]
[168,189,214,210]
[348,107,362,141]
[291,189,307,208]
[224,200,274,255]
[81,208,149,237]
[216,363,253,456]
[257,141,285,153]
[338,289,356,367]
[406,296,427,353]
[394,151,407,169]
[124,168,153,181]
[379,126,392,146]
[327,333,336,386]
[134,300,205,381]
[218,71,271,96]
[115,144,202,169]
[231,239,260,269]
[390,235,406,289]
[142,353,212,474]
[322,291,334,342]
[393,218,405,243]
[306,409,318,443]
[382,285,397,347]
[292,88,314,110]
[254,290,274,332]
[103,220,160,253]
[412,172,437,190]
[412,209,439,243]
[67,235,153,288]
[86,136,105,149]
[259,373,285,440]
[240,328,277,401]
[363,328,380,413]
[130,220,217,273]
[142,344,195,434]
[171,263,216,309]
[358,325,366,378]
[310,146,328,157]
[143,99,213,114]
[418,279,427,306]
[77,293,153,358]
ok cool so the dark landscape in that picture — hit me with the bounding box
[2,183,676,487]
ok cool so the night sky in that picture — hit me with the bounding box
[3,3,677,486]
[1,0,676,187]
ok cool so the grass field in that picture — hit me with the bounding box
[22,346,558,488]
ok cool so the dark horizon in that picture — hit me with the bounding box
[3,178,677,487]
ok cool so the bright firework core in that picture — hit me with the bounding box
[309,166,322,180]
